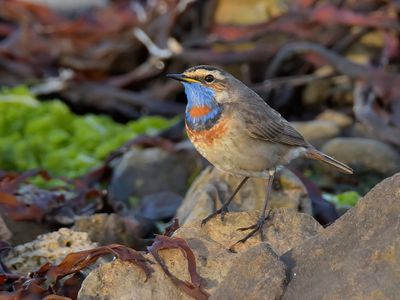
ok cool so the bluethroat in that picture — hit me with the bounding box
[168,65,352,250]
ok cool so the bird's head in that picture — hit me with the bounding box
[167,65,236,107]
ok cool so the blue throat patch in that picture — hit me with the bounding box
[182,82,221,131]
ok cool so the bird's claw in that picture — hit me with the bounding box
[229,211,271,252]
[201,206,229,226]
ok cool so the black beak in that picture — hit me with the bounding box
[166,73,186,82]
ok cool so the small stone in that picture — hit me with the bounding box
[176,167,311,225]
[5,228,97,274]
[316,109,353,128]
[321,137,400,175]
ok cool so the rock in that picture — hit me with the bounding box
[345,122,378,139]
[5,228,97,274]
[176,166,311,225]
[282,173,400,300]
[78,210,322,299]
[109,146,202,209]
[138,192,183,221]
[78,259,188,300]
[0,215,12,242]
[316,109,353,129]
[292,120,341,146]
[321,137,400,175]
[177,209,322,256]
[212,243,286,300]
[72,213,149,250]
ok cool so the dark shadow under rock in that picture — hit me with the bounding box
[281,173,400,300]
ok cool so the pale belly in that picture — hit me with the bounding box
[186,118,297,178]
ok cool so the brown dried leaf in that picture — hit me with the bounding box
[0,278,48,300]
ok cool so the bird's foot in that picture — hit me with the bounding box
[229,211,271,252]
[201,205,229,226]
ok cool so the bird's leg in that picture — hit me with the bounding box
[229,169,275,251]
[201,177,249,225]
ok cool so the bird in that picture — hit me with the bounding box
[167,65,353,250]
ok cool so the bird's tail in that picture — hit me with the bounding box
[306,149,353,174]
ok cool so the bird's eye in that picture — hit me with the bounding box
[205,74,215,83]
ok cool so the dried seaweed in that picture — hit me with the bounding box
[163,218,180,237]
[148,235,209,300]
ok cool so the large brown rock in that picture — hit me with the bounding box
[282,173,400,300]
[176,167,311,225]
[78,209,321,300]
[78,259,188,300]
[211,243,286,300]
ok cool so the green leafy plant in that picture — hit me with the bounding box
[324,191,361,208]
[334,191,361,207]
[0,86,176,177]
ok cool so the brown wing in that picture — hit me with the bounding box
[233,100,309,147]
